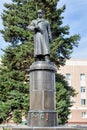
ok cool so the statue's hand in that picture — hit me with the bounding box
[35,25,43,34]
[35,25,40,30]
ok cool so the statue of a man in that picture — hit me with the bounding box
[28,9,52,61]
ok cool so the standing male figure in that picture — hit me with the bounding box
[28,9,52,61]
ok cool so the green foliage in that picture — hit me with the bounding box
[0,56,29,123]
[2,128,10,130]
[0,0,80,124]
[13,110,22,123]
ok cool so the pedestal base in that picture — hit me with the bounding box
[28,111,57,127]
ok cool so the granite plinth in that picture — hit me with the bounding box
[28,111,57,127]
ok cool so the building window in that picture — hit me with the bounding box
[81,99,86,105]
[66,73,71,81]
[80,74,85,81]
[68,113,72,119]
[80,74,86,86]
[66,73,71,80]
[82,112,87,118]
[81,87,86,93]
[66,73,71,85]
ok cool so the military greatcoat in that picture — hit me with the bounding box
[28,18,52,57]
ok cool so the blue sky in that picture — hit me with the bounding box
[0,0,87,59]
[58,0,87,59]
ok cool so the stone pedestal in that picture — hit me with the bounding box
[12,61,85,130]
[28,61,57,127]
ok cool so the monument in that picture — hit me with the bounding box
[12,9,84,130]
[28,9,58,127]
[28,9,52,62]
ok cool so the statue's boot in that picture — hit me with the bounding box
[45,55,50,62]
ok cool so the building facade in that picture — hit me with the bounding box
[58,59,87,124]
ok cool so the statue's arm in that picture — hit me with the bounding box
[27,20,40,32]
[27,20,36,31]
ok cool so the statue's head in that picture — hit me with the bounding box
[37,9,44,14]
[37,9,44,18]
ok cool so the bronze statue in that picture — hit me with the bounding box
[28,9,52,61]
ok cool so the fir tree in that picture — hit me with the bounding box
[0,0,80,124]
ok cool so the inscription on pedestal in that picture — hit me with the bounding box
[28,111,57,127]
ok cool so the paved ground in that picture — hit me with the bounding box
[0,124,87,130]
